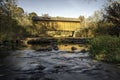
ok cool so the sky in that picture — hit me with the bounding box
[17,0,107,18]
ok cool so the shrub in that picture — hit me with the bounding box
[89,35,120,63]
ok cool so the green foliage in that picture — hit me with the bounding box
[0,1,39,41]
[29,12,37,20]
[0,14,30,41]
[86,1,120,63]
[90,1,120,37]
[89,35,120,63]
[103,1,120,37]
[104,1,120,24]
[95,22,115,36]
[0,15,16,40]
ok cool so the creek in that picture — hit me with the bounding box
[0,44,120,80]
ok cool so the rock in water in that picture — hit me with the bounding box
[81,49,87,53]
[53,46,59,50]
[71,46,77,51]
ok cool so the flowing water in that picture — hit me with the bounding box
[0,44,120,80]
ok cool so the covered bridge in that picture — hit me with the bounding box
[32,16,81,37]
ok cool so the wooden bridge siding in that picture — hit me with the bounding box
[35,21,81,31]
[57,21,80,31]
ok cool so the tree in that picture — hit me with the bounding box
[29,12,37,20]
[79,16,85,23]
[14,7,24,17]
[103,1,120,36]
[104,1,120,24]
[5,0,17,6]
[0,0,9,14]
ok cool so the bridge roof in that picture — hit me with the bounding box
[32,16,80,22]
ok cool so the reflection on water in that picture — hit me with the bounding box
[58,44,87,51]
[26,43,88,51]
